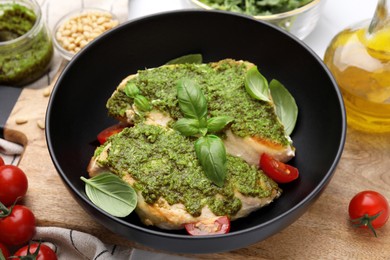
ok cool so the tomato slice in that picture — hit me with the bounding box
[97,124,126,144]
[260,153,299,183]
[0,156,4,167]
[185,216,230,236]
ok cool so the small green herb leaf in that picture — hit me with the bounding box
[124,82,140,98]
[134,95,152,112]
[195,135,227,187]
[177,78,207,121]
[245,66,271,102]
[81,172,137,217]
[207,116,234,133]
[269,79,298,135]
[166,54,203,65]
[174,118,201,136]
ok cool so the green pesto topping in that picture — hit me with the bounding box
[96,124,279,217]
[0,3,53,86]
[107,60,289,146]
[0,3,36,39]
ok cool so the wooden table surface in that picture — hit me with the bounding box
[4,65,390,259]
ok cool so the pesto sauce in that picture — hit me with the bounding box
[107,60,289,146]
[0,3,53,86]
[97,124,278,217]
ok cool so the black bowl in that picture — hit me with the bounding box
[46,10,346,254]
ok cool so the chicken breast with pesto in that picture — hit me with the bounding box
[87,58,296,230]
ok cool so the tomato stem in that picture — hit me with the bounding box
[0,197,22,218]
[13,241,42,260]
[0,202,11,217]
[351,211,382,237]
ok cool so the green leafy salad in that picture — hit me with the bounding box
[197,0,313,16]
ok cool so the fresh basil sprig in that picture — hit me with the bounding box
[81,172,137,217]
[174,78,233,187]
[245,66,271,102]
[244,66,298,135]
[124,82,152,112]
[124,82,140,97]
[174,118,201,136]
[195,135,227,187]
[176,78,208,122]
[166,53,203,65]
[134,95,152,112]
[269,79,298,135]
[207,116,234,134]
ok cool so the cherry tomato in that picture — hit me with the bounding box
[0,156,4,167]
[97,124,126,144]
[0,205,36,246]
[14,243,58,260]
[259,153,299,183]
[0,165,28,206]
[0,242,10,258]
[348,190,389,237]
[185,216,231,235]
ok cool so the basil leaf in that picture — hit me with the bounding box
[174,118,201,136]
[270,79,298,135]
[81,172,137,217]
[195,135,227,187]
[124,82,140,98]
[166,54,203,65]
[207,116,234,133]
[177,78,207,121]
[134,95,152,112]
[245,66,271,102]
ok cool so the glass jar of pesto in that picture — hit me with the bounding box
[0,0,54,86]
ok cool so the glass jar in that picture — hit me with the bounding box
[324,0,390,133]
[0,0,54,86]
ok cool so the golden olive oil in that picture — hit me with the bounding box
[324,26,390,133]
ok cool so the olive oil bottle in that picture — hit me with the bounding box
[324,0,390,133]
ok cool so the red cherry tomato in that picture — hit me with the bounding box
[0,156,4,167]
[185,216,231,235]
[0,242,10,258]
[14,243,58,260]
[259,153,299,183]
[97,124,126,144]
[348,190,389,237]
[0,205,36,246]
[0,165,29,206]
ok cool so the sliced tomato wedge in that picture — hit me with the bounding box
[185,216,230,236]
[260,153,299,183]
[97,124,126,144]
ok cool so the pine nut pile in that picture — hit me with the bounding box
[55,11,119,54]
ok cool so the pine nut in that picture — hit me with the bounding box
[15,118,28,124]
[37,119,45,130]
[43,87,51,97]
[56,10,119,54]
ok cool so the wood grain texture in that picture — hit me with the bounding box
[4,70,390,259]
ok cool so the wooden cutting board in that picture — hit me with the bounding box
[3,67,390,259]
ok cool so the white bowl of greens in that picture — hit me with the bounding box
[190,0,324,39]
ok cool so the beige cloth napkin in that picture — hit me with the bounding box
[0,138,24,165]
[32,227,192,260]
